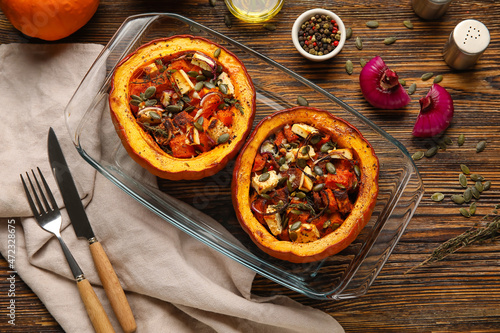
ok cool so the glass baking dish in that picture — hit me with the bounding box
[65,13,424,300]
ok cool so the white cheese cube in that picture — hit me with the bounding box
[217,72,235,96]
[171,69,195,95]
[142,63,159,77]
[291,123,319,138]
[328,148,353,160]
[299,166,314,192]
[252,170,279,194]
[264,206,283,236]
[292,223,320,243]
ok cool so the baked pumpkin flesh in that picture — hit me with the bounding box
[250,123,360,243]
[109,36,256,180]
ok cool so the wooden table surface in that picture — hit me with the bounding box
[1,0,500,332]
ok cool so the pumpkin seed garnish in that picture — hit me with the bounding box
[263,23,276,31]
[355,36,363,50]
[345,60,354,75]
[346,27,353,40]
[166,104,182,113]
[313,183,325,192]
[424,146,438,158]
[451,194,465,204]
[320,142,333,153]
[366,20,379,28]
[412,151,424,160]
[217,133,230,144]
[145,99,157,107]
[187,71,199,77]
[360,58,367,68]
[259,172,270,182]
[326,162,336,174]
[196,74,206,81]
[443,136,453,145]
[475,181,484,193]
[322,220,331,229]
[399,79,406,86]
[460,164,470,175]
[457,134,465,146]
[408,83,417,95]
[421,72,434,81]
[463,187,472,202]
[383,37,397,45]
[469,202,477,215]
[260,193,272,200]
[219,83,228,95]
[403,20,413,29]
[459,207,471,218]
[483,181,491,191]
[314,165,324,176]
[354,165,361,178]
[144,86,156,99]
[297,96,309,106]
[295,191,306,199]
[470,174,484,181]
[194,81,204,92]
[431,192,445,202]
[476,140,486,153]
[297,158,307,169]
[433,75,443,83]
[459,173,468,188]
[224,14,232,28]
[290,221,302,230]
[471,186,481,200]
[204,81,216,89]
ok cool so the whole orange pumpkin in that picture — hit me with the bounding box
[0,0,99,40]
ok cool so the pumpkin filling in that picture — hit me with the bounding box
[128,51,242,158]
[249,123,360,243]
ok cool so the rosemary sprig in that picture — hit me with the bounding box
[406,214,500,274]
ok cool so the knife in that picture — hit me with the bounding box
[48,128,137,333]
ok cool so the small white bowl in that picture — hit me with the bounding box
[292,8,346,62]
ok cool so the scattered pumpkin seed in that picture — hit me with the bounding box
[421,72,434,81]
[408,83,417,95]
[289,231,297,241]
[321,142,333,153]
[322,220,331,229]
[144,86,156,99]
[313,183,325,192]
[290,221,302,230]
[259,172,270,182]
[457,134,465,146]
[194,81,204,92]
[346,27,353,39]
[451,194,465,204]
[383,37,397,45]
[443,136,453,145]
[460,164,470,175]
[204,81,216,89]
[475,181,484,193]
[470,174,484,181]
[260,193,271,200]
[471,186,481,199]
[295,191,306,199]
[224,14,232,28]
[463,187,472,202]
[297,158,307,169]
[459,207,471,218]
[196,74,206,81]
[310,135,321,145]
[194,118,204,132]
[217,133,230,144]
[476,140,486,153]
[219,83,228,95]
[354,165,361,178]
[355,36,363,50]
[301,145,310,155]
[399,79,406,86]
[431,192,445,202]
[360,58,367,68]
[326,162,336,174]
[130,99,140,106]
[424,146,438,158]
[287,179,293,192]
[459,173,468,188]
[403,20,413,29]
[297,96,309,106]
[483,181,491,191]
[366,20,379,28]
[345,60,354,75]
[145,99,157,107]
[469,202,477,215]
[263,23,276,31]
[187,71,199,77]
[314,165,324,176]
[166,104,182,113]
[433,75,443,83]
[412,151,424,160]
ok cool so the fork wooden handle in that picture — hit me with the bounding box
[90,241,137,333]
[77,278,115,333]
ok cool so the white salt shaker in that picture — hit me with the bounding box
[412,0,453,20]
[443,19,490,70]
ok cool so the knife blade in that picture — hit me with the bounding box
[48,127,137,333]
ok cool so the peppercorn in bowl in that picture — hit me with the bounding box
[292,8,346,62]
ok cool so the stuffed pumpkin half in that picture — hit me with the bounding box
[109,35,256,180]
[232,107,379,263]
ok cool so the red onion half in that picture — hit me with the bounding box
[359,56,411,109]
[412,84,454,137]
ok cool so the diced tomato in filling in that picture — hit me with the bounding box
[169,134,195,158]
[252,153,267,172]
[217,109,234,127]
[200,93,224,119]
[196,132,214,153]
[169,59,191,72]
[283,125,298,142]
[324,161,356,191]
[274,130,286,147]
[317,134,331,146]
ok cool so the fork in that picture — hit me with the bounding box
[21,168,115,333]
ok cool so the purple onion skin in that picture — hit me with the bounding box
[412,84,454,137]
[360,56,411,110]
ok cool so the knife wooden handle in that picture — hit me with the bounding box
[77,277,115,333]
[90,241,137,333]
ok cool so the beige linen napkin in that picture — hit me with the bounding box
[0,43,344,332]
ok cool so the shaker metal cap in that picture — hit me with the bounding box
[453,19,490,55]
[443,19,490,70]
